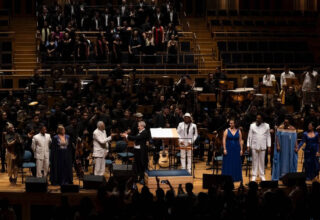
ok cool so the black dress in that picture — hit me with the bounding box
[50,135,73,185]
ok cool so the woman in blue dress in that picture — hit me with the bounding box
[222,119,243,182]
[298,122,320,180]
[50,125,73,185]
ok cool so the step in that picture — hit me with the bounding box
[14,58,37,62]
[15,50,37,54]
[15,42,36,46]
[14,51,37,58]
[15,46,36,51]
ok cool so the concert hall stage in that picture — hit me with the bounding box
[0,150,310,220]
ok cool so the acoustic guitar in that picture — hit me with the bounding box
[158,149,169,168]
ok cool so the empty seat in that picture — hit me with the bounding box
[233,20,243,26]
[238,42,247,51]
[217,42,227,51]
[218,10,227,16]
[229,10,238,16]
[232,53,241,63]
[227,42,237,51]
[211,20,220,26]
[222,20,232,26]
[243,53,252,63]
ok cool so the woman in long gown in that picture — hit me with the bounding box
[298,122,320,180]
[50,125,73,185]
[272,118,298,180]
[222,119,243,182]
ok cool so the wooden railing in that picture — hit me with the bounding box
[0,67,308,90]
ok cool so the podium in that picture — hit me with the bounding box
[146,128,193,191]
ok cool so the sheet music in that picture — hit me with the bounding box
[150,128,179,139]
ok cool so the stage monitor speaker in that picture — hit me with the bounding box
[260,181,278,189]
[280,172,306,187]
[113,164,134,176]
[83,175,106,189]
[61,184,80,193]
[25,177,48,192]
[203,174,234,190]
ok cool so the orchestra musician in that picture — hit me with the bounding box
[262,67,276,108]
[177,113,198,174]
[280,65,295,89]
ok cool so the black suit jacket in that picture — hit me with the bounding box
[128,129,148,151]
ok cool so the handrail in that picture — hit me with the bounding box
[0,67,308,73]
[0,31,15,34]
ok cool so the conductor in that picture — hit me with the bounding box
[121,121,149,184]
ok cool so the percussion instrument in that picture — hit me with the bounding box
[228,87,255,102]
[28,101,39,106]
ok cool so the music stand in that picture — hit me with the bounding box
[285,78,299,87]
[137,105,154,115]
[198,93,216,102]
[260,86,275,95]
[260,86,275,108]
[150,128,179,170]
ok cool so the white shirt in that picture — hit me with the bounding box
[302,71,318,91]
[247,122,271,150]
[117,16,121,26]
[280,71,295,88]
[177,122,198,146]
[170,12,173,22]
[93,128,111,157]
[121,6,126,15]
[262,74,276,87]
[32,133,52,160]
[105,14,109,27]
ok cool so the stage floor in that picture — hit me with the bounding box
[0,150,312,194]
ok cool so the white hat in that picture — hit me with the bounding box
[135,112,143,118]
[183,113,192,118]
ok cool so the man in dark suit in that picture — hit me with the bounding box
[121,121,149,184]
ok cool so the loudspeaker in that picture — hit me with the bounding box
[61,184,80,193]
[83,175,106,189]
[112,164,135,182]
[203,174,234,190]
[25,177,48,192]
[260,181,278,189]
[280,172,306,187]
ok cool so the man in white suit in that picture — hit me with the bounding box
[177,113,198,174]
[93,121,112,176]
[32,125,52,178]
[247,114,271,181]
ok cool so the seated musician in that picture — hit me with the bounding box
[285,86,299,112]
[262,67,276,108]
[280,65,295,89]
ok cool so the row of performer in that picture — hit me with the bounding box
[2,112,318,185]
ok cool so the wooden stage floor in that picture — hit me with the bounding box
[0,150,313,194]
